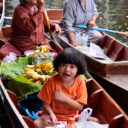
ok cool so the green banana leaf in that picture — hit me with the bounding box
[0,57,52,99]
[0,57,33,78]
[0,57,52,77]
[7,75,42,99]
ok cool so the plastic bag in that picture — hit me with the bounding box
[75,32,89,46]
[87,121,108,128]
[3,52,17,63]
[74,108,108,128]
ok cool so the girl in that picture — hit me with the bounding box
[34,48,97,128]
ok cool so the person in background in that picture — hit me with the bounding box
[34,48,98,128]
[10,0,61,53]
[61,0,103,47]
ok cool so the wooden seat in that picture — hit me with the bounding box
[86,79,101,98]
[7,90,19,112]
[2,26,12,38]
[88,89,123,124]
[109,114,128,128]
[46,9,63,24]
[0,26,12,43]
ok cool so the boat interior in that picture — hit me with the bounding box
[99,35,128,62]
[1,73,128,128]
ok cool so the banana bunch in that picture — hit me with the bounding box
[22,60,57,85]
[29,45,50,57]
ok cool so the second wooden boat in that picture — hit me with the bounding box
[47,9,128,92]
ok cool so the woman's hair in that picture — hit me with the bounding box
[19,0,26,5]
[53,48,87,75]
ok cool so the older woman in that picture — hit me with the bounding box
[10,0,61,53]
[61,0,102,46]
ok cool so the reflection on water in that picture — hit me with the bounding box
[96,0,128,44]
[4,0,128,44]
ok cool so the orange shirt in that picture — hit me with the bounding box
[38,74,88,121]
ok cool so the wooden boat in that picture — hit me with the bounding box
[0,25,128,128]
[47,9,128,93]
[0,0,5,27]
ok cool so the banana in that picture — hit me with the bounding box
[25,65,35,68]
[40,75,46,81]
[28,78,35,82]
[26,71,35,77]
[32,74,41,80]
[35,80,42,85]
[35,68,42,73]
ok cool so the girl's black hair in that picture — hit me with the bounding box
[53,48,87,75]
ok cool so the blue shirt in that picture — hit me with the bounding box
[61,0,98,33]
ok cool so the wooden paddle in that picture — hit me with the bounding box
[75,25,128,37]
[43,10,63,49]
[43,10,54,40]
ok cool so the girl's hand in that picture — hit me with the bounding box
[50,113,58,123]
[54,87,68,102]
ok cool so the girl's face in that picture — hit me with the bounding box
[58,63,78,82]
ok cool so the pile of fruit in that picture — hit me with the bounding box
[22,60,57,85]
[28,45,50,57]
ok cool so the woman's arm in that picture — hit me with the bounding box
[87,0,98,29]
[87,15,97,29]
[12,6,43,34]
[66,32,78,47]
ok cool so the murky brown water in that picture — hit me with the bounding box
[4,0,128,44]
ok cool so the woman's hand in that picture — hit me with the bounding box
[87,19,95,29]
[87,15,97,29]
[37,0,44,9]
[71,41,78,47]
[51,23,61,35]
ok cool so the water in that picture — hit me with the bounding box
[4,0,128,44]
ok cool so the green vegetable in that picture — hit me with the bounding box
[79,75,87,81]
[7,75,42,99]
[0,57,52,99]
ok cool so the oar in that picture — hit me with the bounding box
[43,10,54,40]
[75,25,128,37]
[43,10,63,48]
